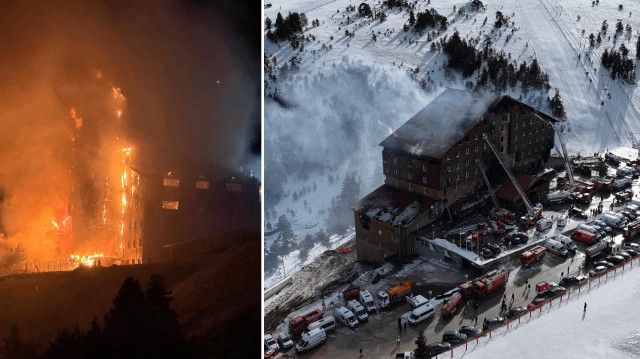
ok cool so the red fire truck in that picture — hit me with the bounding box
[288,309,324,336]
[460,268,509,298]
[440,292,463,317]
[520,245,546,267]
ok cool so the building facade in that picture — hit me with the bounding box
[353,89,556,265]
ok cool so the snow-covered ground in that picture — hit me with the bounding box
[264,0,640,285]
[461,257,640,358]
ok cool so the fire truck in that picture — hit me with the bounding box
[460,268,509,298]
[288,309,324,336]
[624,219,640,240]
[520,245,546,266]
[440,292,463,317]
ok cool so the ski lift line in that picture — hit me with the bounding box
[481,134,535,214]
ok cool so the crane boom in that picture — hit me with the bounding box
[482,133,535,214]
[478,163,500,212]
[533,113,575,191]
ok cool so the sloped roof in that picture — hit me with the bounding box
[380,88,501,159]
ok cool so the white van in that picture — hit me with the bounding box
[577,224,604,238]
[536,219,552,231]
[556,212,568,227]
[295,327,326,353]
[545,239,568,256]
[359,290,376,313]
[407,303,435,325]
[307,316,336,333]
[347,299,368,322]
[335,306,359,328]
[602,213,625,229]
[553,234,577,252]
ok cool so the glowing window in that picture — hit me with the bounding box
[196,180,210,189]
[163,178,180,187]
[162,201,179,210]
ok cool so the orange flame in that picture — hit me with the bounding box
[70,108,83,129]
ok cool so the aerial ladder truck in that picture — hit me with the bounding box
[478,163,515,225]
[482,134,542,229]
[532,113,576,193]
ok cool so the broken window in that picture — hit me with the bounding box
[162,201,179,210]
[163,178,179,187]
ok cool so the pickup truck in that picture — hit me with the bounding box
[395,352,415,359]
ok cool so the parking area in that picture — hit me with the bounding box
[268,152,640,358]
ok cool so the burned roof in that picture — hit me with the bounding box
[350,185,435,228]
[380,89,556,160]
[380,89,501,159]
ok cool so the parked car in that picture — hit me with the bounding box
[527,298,546,311]
[537,286,566,300]
[264,334,280,351]
[264,349,277,359]
[277,333,294,349]
[617,251,632,261]
[593,220,612,233]
[480,247,494,258]
[505,234,527,246]
[605,255,625,265]
[441,331,467,345]
[482,316,505,331]
[505,306,528,319]
[486,243,501,256]
[570,207,588,219]
[593,260,614,269]
[622,242,640,251]
[427,342,451,356]
[589,265,608,277]
[623,248,639,257]
[621,210,637,220]
[560,275,588,287]
[459,326,482,338]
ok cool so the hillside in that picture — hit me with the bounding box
[263,0,640,284]
[0,235,260,358]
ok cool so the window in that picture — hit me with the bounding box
[500,136,504,143]
[407,162,413,168]
[394,169,398,175]
[422,177,427,184]
[483,143,487,149]
[465,171,469,178]
[515,122,519,129]
[409,184,413,191]
[500,125,505,132]
[474,134,479,140]
[447,178,451,184]
[163,178,179,187]
[422,164,427,172]
[393,157,397,164]
[475,145,479,152]
[407,172,412,179]
[465,148,470,154]
[456,163,460,170]
[447,165,451,173]
[456,151,460,158]
[456,174,460,181]
[195,180,210,189]
[378,230,382,236]
[475,158,480,163]
[162,201,179,210]
[500,146,504,152]
[446,154,451,161]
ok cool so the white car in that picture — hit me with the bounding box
[277,332,294,349]
[335,306,359,328]
[264,334,280,351]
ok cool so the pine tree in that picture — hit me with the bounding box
[409,10,415,25]
[616,21,623,33]
[549,88,566,119]
[265,17,272,30]
[589,33,595,47]
[414,329,429,359]
[636,36,640,59]
[1,325,35,359]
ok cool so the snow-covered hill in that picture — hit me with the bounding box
[263,0,640,285]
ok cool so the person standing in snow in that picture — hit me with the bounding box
[397,317,402,331]
[584,302,587,311]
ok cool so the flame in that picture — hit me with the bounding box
[117,110,122,118]
[69,252,105,267]
[70,108,83,129]
[112,87,126,100]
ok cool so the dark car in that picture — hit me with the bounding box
[623,249,639,257]
[459,326,482,339]
[442,331,467,345]
[589,265,607,277]
[560,275,588,287]
[617,251,632,261]
[621,210,637,220]
[427,342,451,356]
[512,232,529,242]
[593,260,614,269]
[482,316,505,331]
[538,286,567,300]
[486,243,501,255]
[622,242,640,251]
[605,255,625,265]
[505,306,528,319]
[570,207,588,219]
[480,248,494,258]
